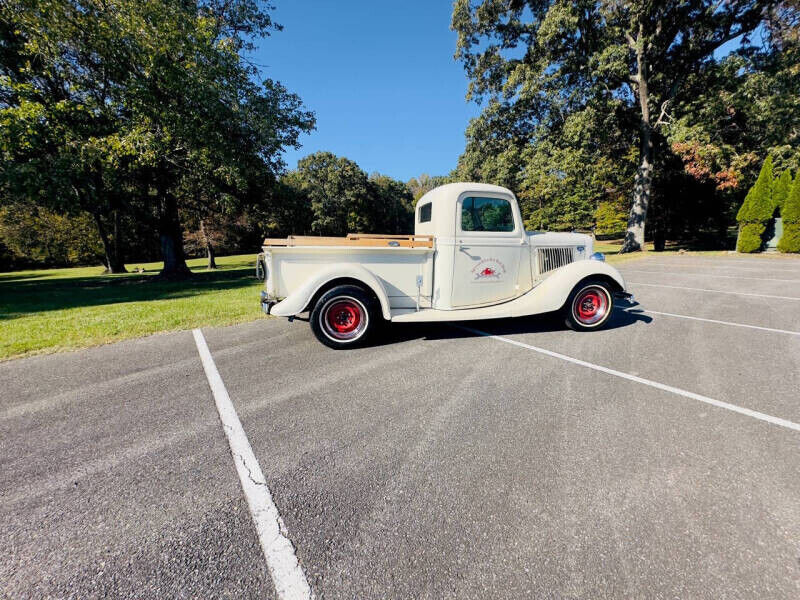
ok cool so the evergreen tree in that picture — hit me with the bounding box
[773,169,793,212]
[777,175,800,253]
[736,156,774,253]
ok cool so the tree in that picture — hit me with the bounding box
[452,0,775,252]
[777,174,800,252]
[292,152,373,236]
[595,201,629,237]
[773,168,793,211]
[282,153,415,237]
[369,173,415,233]
[407,174,451,203]
[0,1,129,272]
[736,155,775,252]
[0,0,314,278]
[0,204,103,267]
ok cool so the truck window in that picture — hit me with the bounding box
[461,197,514,232]
[419,202,432,223]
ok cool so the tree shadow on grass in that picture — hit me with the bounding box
[0,273,53,283]
[0,265,259,320]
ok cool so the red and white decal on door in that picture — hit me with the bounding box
[471,258,506,282]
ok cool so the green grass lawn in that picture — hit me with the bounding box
[595,240,734,264]
[0,254,266,361]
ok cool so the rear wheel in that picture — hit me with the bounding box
[310,285,377,349]
[563,280,614,331]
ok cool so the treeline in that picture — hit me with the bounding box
[0,149,418,271]
[451,1,800,251]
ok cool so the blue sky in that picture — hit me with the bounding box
[251,3,751,183]
[251,1,480,182]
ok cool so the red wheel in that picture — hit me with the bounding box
[564,281,613,330]
[310,285,377,348]
[323,299,364,338]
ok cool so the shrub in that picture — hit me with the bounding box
[736,156,774,252]
[778,175,800,253]
[737,156,774,222]
[777,226,800,253]
[773,169,792,212]
[737,222,767,253]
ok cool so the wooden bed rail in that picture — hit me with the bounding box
[263,234,434,248]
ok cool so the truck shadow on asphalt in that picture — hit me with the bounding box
[369,301,652,348]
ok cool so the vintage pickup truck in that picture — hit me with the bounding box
[260,183,630,348]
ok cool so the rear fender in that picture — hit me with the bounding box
[270,263,392,320]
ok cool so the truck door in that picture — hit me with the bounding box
[451,195,524,307]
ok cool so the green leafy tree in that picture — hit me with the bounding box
[452,0,774,252]
[0,0,314,278]
[369,174,415,234]
[595,201,629,238]
[0,204,103,267]
[284,153,414,236]
[777,174,800,252]
[773,168,793,211]
[292,152,373,236]
[736,155,775,252]
[407,174,451,204]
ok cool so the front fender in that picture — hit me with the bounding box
[516,260,626,316]
[270,263,392,320]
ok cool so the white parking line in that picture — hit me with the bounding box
[635,262,800,274]
[460,327,800,433]
[627,281,800,301]
[193,329,313,600]
[621,308,800,336]
[624,269,800,283]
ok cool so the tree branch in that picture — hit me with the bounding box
[653,99,672,127]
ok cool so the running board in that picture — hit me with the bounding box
[390,304,515,323]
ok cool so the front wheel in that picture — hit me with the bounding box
[563,280,614,331]
[310,285,378,349]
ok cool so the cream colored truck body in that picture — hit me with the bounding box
[261,183,626,322]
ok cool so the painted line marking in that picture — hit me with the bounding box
[633,262,800,274]
[193,329,313,600]
[624,269,800,283]
[620,307,800,336]
[627,281,800,301]
[459,326,800,433]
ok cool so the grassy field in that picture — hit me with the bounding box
[0,254,266,361]
[595,240,735,264]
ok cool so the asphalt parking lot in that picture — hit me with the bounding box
[2,254,799,599]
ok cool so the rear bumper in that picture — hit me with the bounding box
[614,290,634,302]
[260,291,276,315]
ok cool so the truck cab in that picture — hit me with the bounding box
[261,183,628,348]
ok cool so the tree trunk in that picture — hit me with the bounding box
[158,192,191,279]
[200,220,216,269]
[621,24,655,254]
[621,129,654,252]
[93,211,127,273]
[111,209,127,272]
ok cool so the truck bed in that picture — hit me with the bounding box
[262,234,435,310]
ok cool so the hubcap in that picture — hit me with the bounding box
[572,286,609,325]
[320,296,368,341]
[326,301,361,334]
